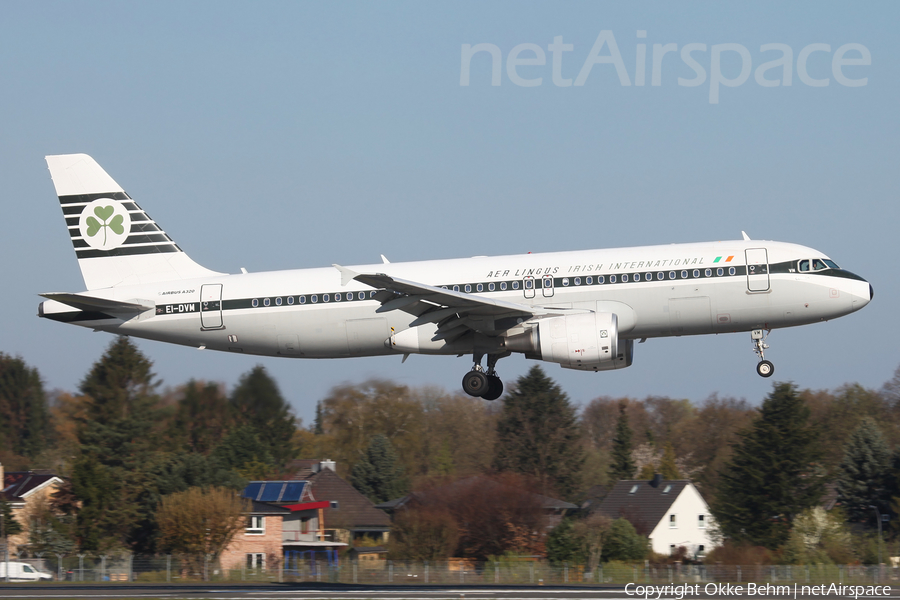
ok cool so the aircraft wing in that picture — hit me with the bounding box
[333,265,585,338]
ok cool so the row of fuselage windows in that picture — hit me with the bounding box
[247,266,740,308]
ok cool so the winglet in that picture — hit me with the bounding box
[332,264,359,286]
[742,231,751,241]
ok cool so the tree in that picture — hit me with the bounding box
[836,417,892,526]
[169,381,232,454]
[712,383,824,549]
[493,366,585,499]
[1,499,23,538]
[156,486,249,558]
[0,354,51,459]
[350,434,407,504]
[230,366,298,467]
[212,425,278,479]
[782,507,853,565]
[609,403,635,481]
[387,505,458,561]
[573,513,613,573]
[659,443,681,480]
[602,518,647,561]
[546,518,584,564]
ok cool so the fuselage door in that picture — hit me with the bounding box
[745,248,770,292]
[200,284,224,329]
[523,276,536,299]
[542,275,555,297]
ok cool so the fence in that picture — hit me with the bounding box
[1,556,898,586]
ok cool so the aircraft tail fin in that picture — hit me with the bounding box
[46,154,221,290]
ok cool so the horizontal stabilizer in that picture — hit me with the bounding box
[40,292,154,314]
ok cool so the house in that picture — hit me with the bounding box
[0,463,64,552]
[286,459,392,547]
[220,500,290,572]
[592,476,717,558]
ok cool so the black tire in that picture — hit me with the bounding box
[756,360,774,378]
[462,371,489,397]
[481,376,504,401]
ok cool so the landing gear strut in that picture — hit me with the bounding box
[462,353,505,400]
[751,329,774,378]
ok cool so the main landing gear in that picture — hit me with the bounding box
[751,329,774,378]
[462,353,504,400]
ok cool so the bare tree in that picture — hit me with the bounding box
[157,487,249,561]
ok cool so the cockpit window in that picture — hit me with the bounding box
[812,259,828,271]
[823,259,840,269]
[799,260,810,272]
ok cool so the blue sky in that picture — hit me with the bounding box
[2,2,897,426]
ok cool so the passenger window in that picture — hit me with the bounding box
[729,267,736,275]
[287,296,294,305]
[681,270,688,279]
[370,291,376,298]
[622,274,629,282]
[500,282,507,290]
[598,276,605,284]
[693,269,700,278]
[489,283,495,291]
[476,283,483,292]
[252,299,259,308]
[358,292,365,300]
[263,298,270,307]
[334,293,341,301]
[275,297,282,306]
[311,295,318,303]
[646,273,652,281]
[669,271,676,280]
[705,268,712,277]
[323,294,330,302]
[717,268,724,276]
[300,296,306,304]
[512,281,520,290]
[465,284,472,293]
[562,278,569,286]
[524,280,532,289]
[453,285,460,292]
[586,276,593,285]
[610,275,617,283]
[574,277,581,286]
[657,272,664,280]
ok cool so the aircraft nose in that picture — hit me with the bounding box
[869,283,874,301]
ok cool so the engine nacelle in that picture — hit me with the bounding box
[504,312,633,371]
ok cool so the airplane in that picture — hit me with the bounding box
[38,154,873,400]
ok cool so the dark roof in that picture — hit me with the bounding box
[285,459,320,480]
[1,472,62,502]
[376,476,578,512]
[594,479,692,535]
[304,468,391,529]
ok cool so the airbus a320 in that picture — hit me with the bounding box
[39,154,873,400]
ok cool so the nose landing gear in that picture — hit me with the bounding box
[751,329,774,378]
[462,352,505,400]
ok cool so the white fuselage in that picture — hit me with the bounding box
[41,239,872,361]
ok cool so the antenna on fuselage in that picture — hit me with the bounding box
[741,231,751,241]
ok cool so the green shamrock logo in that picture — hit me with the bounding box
[85,205,125,246]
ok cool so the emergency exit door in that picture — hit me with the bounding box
[745,248,770,292]
[200,284,224,329]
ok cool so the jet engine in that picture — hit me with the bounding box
[503,312,634,371]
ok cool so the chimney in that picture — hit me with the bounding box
[650,473,662,488]
[319,459,336,472]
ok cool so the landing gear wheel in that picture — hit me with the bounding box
[481,376,504,401]
[462,370,489,397]
[757,360,774,378]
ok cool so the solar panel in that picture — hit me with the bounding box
[242,482,262,501]
[282,481,306,502]
[258,482,283,502]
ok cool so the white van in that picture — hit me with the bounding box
[0,561,53,581]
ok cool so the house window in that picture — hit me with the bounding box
[330,500,340,509]
[629,485,638,494]
[246,553,265,570]
[663,485,672,494]
[698,544,705,553]
[698,514,706,528]
[669,514,677,528]
[300,517,311,533]
[247,515,264,535]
